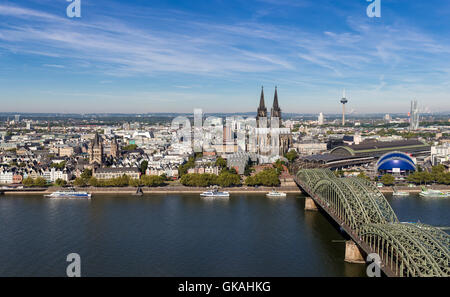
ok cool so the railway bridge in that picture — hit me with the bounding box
[294,169,449,277]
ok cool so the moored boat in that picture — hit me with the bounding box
[200,189,230,198]
[419,187,450,198]
[392,191,409,196]
[266,189,287,198]
[45,188,91,199]
[392,188,409,196]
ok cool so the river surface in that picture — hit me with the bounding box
[0,193,448,277]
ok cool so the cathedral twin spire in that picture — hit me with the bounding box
[257,86,281,120]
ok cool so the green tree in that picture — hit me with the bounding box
[22,177,34,187]
[34,177,47,187]
[80,169,92,180]
[243,164,253,177]
[215,157,227,168]
[179,157,195,177]
[245,168,280,187]
[140,160,148,175]
[357,172,370,181]
[73,177,87,187]
[50,161,66,169]
[54,178,67,187]
[88,177,100,187]
[180,173,217,187]
[217,171,241,187]
[380,174,395,186]
[122,144,138,151]
[141,175,165,187]
[285,150,298,163]
[129,178,142,187]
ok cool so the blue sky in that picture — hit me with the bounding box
[0,0,449,114]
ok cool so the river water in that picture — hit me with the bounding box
[0,193,448,276]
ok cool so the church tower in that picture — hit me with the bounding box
[256,86,267,126]
[256,86,269,156]
[89,133,104,165]
[110,137,119,158]
[270,86,282,128]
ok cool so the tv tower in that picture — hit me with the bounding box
[340,89,348,126]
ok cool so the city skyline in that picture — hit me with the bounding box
[0,1,450,113]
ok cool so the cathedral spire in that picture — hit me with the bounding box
[272,86,280,111]
[257,86,267,118]
[259,86,266,111]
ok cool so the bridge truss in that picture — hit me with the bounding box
[295,169,449,277]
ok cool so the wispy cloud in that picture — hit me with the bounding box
[0,1,449,113]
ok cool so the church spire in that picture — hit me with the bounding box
[259,86,266,110]
[257,86,267,118]
[272,86,280,111]
[271,86,281,123]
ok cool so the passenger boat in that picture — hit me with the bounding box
[200,189,230,198]
[392,191,409,196]
[392,188,409,196]
[266,189,287,197]
[45,188,91,199]
[419,188,450,198]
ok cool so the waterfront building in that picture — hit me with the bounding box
[93,167,140,180]
[431,143,450,166]
[376,152,417,176]
[42,168,71,182]
[295,139,430,171]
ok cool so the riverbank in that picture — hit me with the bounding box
[1,185,302,195]
[3,185,450,195]
[379,185,450,193]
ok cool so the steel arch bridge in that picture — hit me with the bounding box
[294,169,450,277]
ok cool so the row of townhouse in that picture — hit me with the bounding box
[93,167,141,180]
[0,167,72,184]
[187,166,220,175]
[146,166,179,178]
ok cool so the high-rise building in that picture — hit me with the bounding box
[340,89,348,126]
[409,100,420,131]
[14,115,20,123]
[318,112,324,125]
[384,114,391,123]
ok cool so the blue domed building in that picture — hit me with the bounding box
[376,152,416,175]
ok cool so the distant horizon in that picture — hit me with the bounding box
[1,111,449,117]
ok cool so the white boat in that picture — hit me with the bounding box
[45,189,91,199]
[266,189,287,197]
[392,190,409,196]
[419,188,450,198]
[200,189,230,198]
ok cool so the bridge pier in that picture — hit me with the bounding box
[304,197,318,211]
[344,240,365,264]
